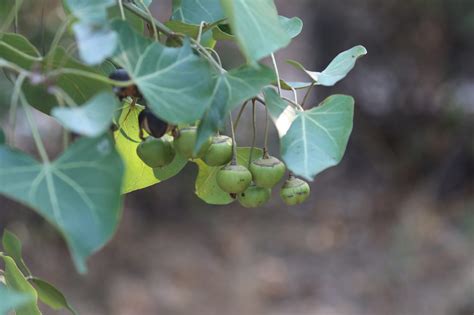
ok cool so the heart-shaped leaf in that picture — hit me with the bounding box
[52,92,119,137]
[0,135,124,273]
[220,0,291,62]
[114,102,187,194]
[263,87,298,138]
[288,46,367,86]
[281,95,354,181]
[0,284,32,315]
[194,147,263,205]
[30,278,77,315]
[196,64,275,150]
[111,20,215,124]
[1,256,40,315]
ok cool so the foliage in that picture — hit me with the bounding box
[0,0,366,281]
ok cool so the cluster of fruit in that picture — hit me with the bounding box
[136,109,310,208]
[110,69,310,207]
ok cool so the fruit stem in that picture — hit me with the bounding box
[271,53,282,96]
[233,101,249,131]
[229,111,238,165]
[248,100,257,168]
[263,104,269,159]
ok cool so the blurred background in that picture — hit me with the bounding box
[1,0,473,314]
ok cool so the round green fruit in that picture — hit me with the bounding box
[280,177,310,206]
[137,136,175,168]
[216,164,252,194]
[238,184,271,208]
[173,127,211,159]
[203,135,233,166]
[250,156,286,188]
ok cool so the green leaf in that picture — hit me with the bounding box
[111,20,215,124]
[220,0,291,62]
[0,127,5,144]
[22,47,111,114]
[212,24,234,41]
[64,0,114,23]
[288,46,367,86]
[196,64,275,150]
[281,95,354,181]
[263,87,298,138]
[172,0,225,24]
[64,0,118,65]
[73,22,118,65]
[2,230,31,277]
[0,33,42,69]
[194,147,262,205]
[1,256,41,315]
[0,0,22,31]
[0,284,33,315]
[108,6,145,33]
[114,103,187,194]
[30,278,77,315]
[52,92,119,137]
[279,80,313,91]
[279,16,303,39]
[0,135,124,273]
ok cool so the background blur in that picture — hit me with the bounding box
[1,1,473,314]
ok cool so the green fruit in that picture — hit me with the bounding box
[203,135,233,166]
[250,156,286,188]
[280,177,310,206]
[137,136,175,168]
[173,127,211,159]
[238,184,271,208]
[216,164,252,194]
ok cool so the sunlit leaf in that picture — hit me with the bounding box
[281,95,354,181]
[1,256,40,315]
[288,46,367,86]
[220,0,291,62]
[113,102,187,194]
[52,92,119,137]
[263,87,298,138]
[194,147,263,205]
[0,135,124,273]
[111,20,215,124]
